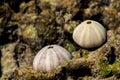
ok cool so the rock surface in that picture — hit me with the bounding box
[0,0,120,79]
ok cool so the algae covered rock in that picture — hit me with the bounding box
[0,0,120,79]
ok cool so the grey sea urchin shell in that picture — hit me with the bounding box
[73,20,106,48]
[33,45,72,72]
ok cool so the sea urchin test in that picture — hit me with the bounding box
[73,20,106,48]
[33,45,72,72]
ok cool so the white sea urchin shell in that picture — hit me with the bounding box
[73,20,106,48]
[33,45,72,72]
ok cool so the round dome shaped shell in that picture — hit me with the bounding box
[73,20,106,48]
[33,45,72,72]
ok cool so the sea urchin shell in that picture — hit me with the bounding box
[33,45,72,72]
[72,20,106,48]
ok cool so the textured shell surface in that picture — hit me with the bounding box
[73,20,106,48]
[33,45,72,72]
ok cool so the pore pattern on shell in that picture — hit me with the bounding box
[33,45,72,72]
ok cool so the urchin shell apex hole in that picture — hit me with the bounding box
[48,46,54,49]
[86,21,92,24]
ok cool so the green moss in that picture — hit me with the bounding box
[98,58,106,66]
[69,26,75,33]
[111,61,120,72]
[98,58,120,77]
[20,2,26,8]
[65,43,75,53]
[82,52,88,59]
[98,58,109,67]
[99,65,112,77]
[98,58,112,77]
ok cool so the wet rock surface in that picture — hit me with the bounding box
[0,0,120,79]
